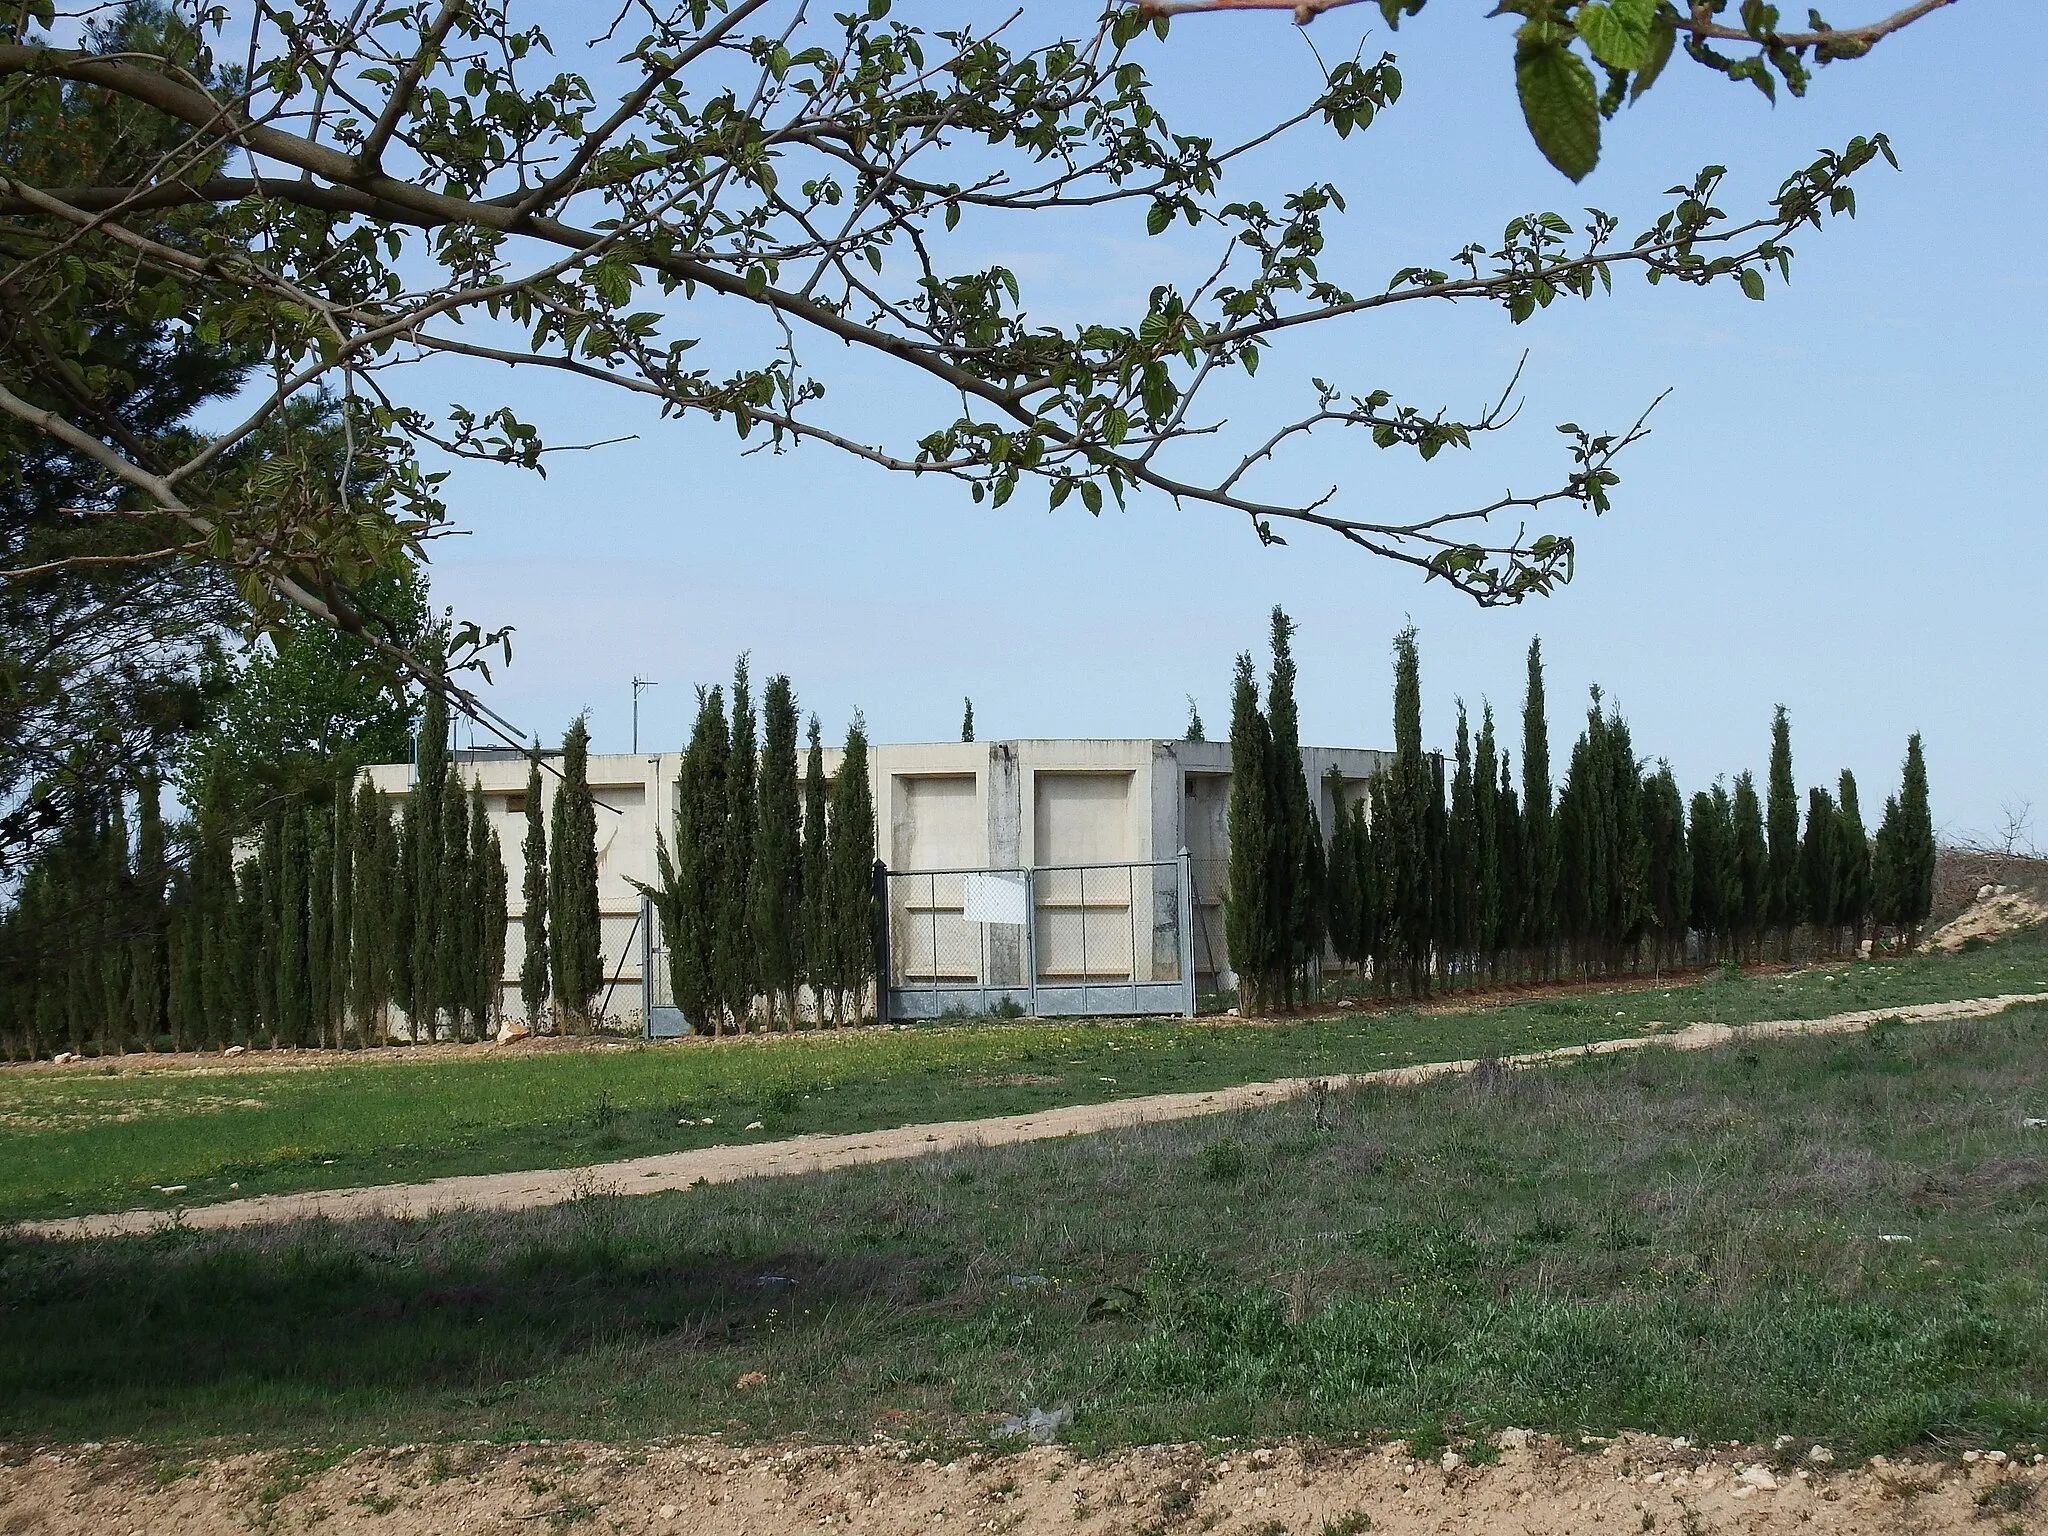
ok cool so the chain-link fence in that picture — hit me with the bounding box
[881,854,1194,1019]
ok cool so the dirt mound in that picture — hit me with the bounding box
[1,1433,2040,1536]
[1929,886,2048,952]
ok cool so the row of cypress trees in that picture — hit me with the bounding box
[513,714,608,1033]
[0,684,553,1057]
[642,657,879,1033]
[1226,615,1939,1011]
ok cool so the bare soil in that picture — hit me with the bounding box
[21,990,2045,1242]
[1,1432,2041,1536]
[1928,889,2048,953]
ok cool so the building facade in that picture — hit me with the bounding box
[364,737,1392,1025]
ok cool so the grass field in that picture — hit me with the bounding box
[1,977,2043,1456]
[2,928,2044,1224]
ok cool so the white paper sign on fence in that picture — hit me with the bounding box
[961,872,1030,926]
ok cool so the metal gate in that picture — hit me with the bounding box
[882,853,1195,1020]
[641,895,689,1038]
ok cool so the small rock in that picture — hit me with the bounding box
[1497,1429,1531,1452]
[52,1052,77,1065]
[1250,1449,1275,1469]
[223,1044,245,1057]
[495,1019,531,1045]
[1964,1450,1981,1463]
[1226,1007,1241,1017]
[994,1406,1073,1445]
[657,1505,679,1522]
[1984,1450,2009,1465]
[152,1184,188,1195]
[1807,1446,1835,1465]
[1440,1452,1464,1473]
[1738,1465,1778,1491]
[1877,1234,1912,1244]
[1773,1436,1795,1452]
[745,1121,764,1131]
[2024,1118,2046,1130]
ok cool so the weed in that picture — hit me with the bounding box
[1256,1522,1288,1536]
[1976,1478,2034,1515]
[349,1492,399,1515]
[547,1492,599,1530]
[426,1448,455,1483]
[151,1458,198,1486]
[1201,1136,1247,1181]
[1320,1513,1372,1536]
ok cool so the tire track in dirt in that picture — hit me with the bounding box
[18,991,2046,1241]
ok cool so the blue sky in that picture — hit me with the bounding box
[418,2,2044,844]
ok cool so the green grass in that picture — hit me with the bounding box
[1,983,2044,1456]
[1,924,2042,1224]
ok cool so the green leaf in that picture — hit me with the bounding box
[1574,0,1655,72]
[1146,200,1172,237]
[1516,42,1602,182]
[1738,268,1766,300]
[1630,8,1677,99]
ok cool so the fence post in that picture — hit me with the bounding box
[1178,848,1196,1018]
[1024,866,1039,1018]
[640,894,653,1040]
[871,859,890,1026]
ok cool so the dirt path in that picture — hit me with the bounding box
[2,1431,2042,1536]
[19,991,2046,1242]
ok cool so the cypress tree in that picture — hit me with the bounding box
[329,760,355,1047]
[1834,769,1871,950]
[1801,785,1841,953]
[1643,763,1690,970]
[1765,706,1802,954]
[277,807,311,1047]
[1386,626,1433,998]
[1185,697,1205,743]
[718,658,758,1030]
[197,817,240,1048]
[1447,704,1477,983]
[1264,608,1321,1007]
[1223,653,1275,1014]
[438,767,473,1039]
[1896,734,1935,941]
[1354,793,1386,988]
[129,772,166,1050]
[1473,706,1502,976]
[519,754,550,1030]
[752,675,805,1029]
[1494,753,1523,980]
[306,809,333,1048]
[672,685,729,1033]
[391,777,417,1033]
[827,715,878,1025]
[407,685,450,1038]
[1871,794,1905,941]
[1519,638,1556,974]
[241,852,272,1047]
[1731,771,1767,961]
[470,781,504,1031]
[168,873,202,1053]
[350,777,392,1046]
[801,715,830,1025]
[961,697,975,743]
[549,714,603,1031]
[1323,766,1359,966]
[1687,788,1727,960]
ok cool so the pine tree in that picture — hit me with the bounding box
[1765,706,1802,954]
[549,714,603,1031]
[752,675,805,1029]
[1223,653,1275,1014]
[1896,734,1935,941]
[718,658,758,1030]
[519,754,550,1030]
[801,715,830,1025]
[1834,769,1871,949]
[1519,638,1555,975]
[1731,771,1767,961]
[827,715,878,1025]
[470,780,505,1031]
[961,697,975,743]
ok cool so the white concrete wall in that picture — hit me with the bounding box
[362,737,1396,1016]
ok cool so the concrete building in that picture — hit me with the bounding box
[364,737,1392,1026]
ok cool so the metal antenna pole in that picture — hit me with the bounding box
[632,676,658,753]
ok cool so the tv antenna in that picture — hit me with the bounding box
[632,676,658,753]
